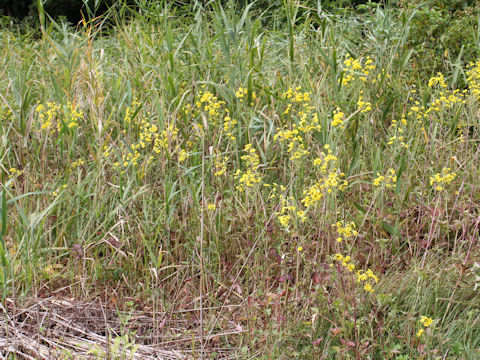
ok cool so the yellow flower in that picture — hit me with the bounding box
[430,168,456,191]
[357,92,372,113]
[297,210,307,223]
[332,108,345,127]
[207,203,216,211]
[366,269,379,283]
[235,87,256,102]
[373,168,396,188]
[178,148,189,162]
[9,167,23,178]
[356,271,367,282]
[335,221,358,240]
[278,214,291,228]
[363,283,374,293]
[356,268,378,292]
[71,158,85,168]
[214,155,228,177]
[428,72,447,88]
[416,328,424,337]
[234,144,262,191]
[420,316,433,327]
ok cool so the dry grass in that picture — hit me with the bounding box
[1,296,249,359]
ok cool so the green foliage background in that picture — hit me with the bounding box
[1,0,478,75]
[1,0,480,357]
[1,0,384,21]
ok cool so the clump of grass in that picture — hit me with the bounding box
[1,1,480,358]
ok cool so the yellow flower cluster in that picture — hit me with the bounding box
[234,169,262,191]
[283,86,310,103]
[466,60,480,99]
[36,102,61,131]
[456,120,468,142]
[313,146,338,173]
[429,168,456,191]
[289,142,309,160]
[408,102,426,121]
[178,148,189,162]
[428,73,447,88]
[387,117,409,149]
[183,103,192,115]
[234,144,262,191]
[235,87,257,104]
[277,214,291,228]
[334,221,358,243]
[123,100,141,124]
[213,154,229,177]
[333,253,355,272]
[112,107,179,171]
[275,194,307,229]
[153,124,179,154]
[406,74,465,132]
[0,105,12,121]
[282,87,311,116]
[189,89,238,142]
[52,184,67,198]
[276,197,296,228]
[298,110,321,133]
[274,127,300,148]
[113,146,142,170]
[357,91,372,113]
[373,168,396,189]
[71,158,85,168]
[341,55,376,86]
[302,174,347,207]
[420,316,433,327]
[374,69,391,84]
[275,87,321,161]
[356,268,378,293]
[36,101,83,132]
[429,90,465,111]
[331,108,345,128]
[290,141,308,159]
[207,203,216,211]
[241,143,259,167]
[266,183,286,199]
[302,181,324,208]
[9,167,23,178]
[302,146,347,207]
[416,316,434,337]
[65,102,83,128]
[223,115,237,141]
[296,210,307,223]
[102,145,111,158]
[406,73,468,143]
[323,171,347,192]
[387,135,408,148]
[196,90,226,119]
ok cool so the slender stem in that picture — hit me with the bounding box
[199,115,206,359]
[421,197,440,269]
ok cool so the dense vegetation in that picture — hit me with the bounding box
[1,1,480,359]
[0,0,378,20]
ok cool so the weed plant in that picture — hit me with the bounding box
[1,1,480,359]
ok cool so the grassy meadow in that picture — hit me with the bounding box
[1,1,480,358]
